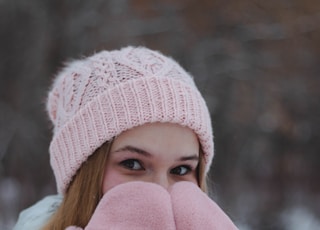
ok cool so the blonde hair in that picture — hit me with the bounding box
[42,141,208,229]
[198,149,208,193]
[42,142,111,229]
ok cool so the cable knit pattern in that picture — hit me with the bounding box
[47,46,213,194]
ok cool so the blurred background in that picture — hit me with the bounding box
[1,0,320,229]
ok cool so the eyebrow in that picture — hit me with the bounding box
[113,145,199,162]
[113,145,152,157]
[178,155,199,162]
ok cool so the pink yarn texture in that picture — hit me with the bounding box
[65,182,238,230]
[47,46,213,194]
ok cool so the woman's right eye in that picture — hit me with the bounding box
[120,159,144,170]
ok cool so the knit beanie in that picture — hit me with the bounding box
[47,46,213,194]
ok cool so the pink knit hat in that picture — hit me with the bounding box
[47,46,213,194]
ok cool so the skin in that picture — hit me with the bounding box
[102,122,200,193]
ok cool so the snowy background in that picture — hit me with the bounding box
[1,0,320,229]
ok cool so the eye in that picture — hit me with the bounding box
[120,159,144,171]
[170,165,191,176]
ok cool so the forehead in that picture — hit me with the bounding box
[111,123,199,158]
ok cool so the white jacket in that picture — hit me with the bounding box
[13,195,62,230]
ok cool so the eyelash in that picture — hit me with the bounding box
[120,159,144,171]
[170,165,192,176]
[120,159,193,176]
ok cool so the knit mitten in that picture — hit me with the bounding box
[170,182,238,230]
[66,181,238,230]
[66,181,175,230]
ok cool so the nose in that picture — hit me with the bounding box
[151,173,170,190]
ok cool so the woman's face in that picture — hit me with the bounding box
[102,123,200,194]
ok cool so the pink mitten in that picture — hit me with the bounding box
[65,181,238,230]
[170,182,238,230]
[86,181,175,230]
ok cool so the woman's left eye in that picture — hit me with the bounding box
[170,165,191,176]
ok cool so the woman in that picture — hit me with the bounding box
[14,46,238,229]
